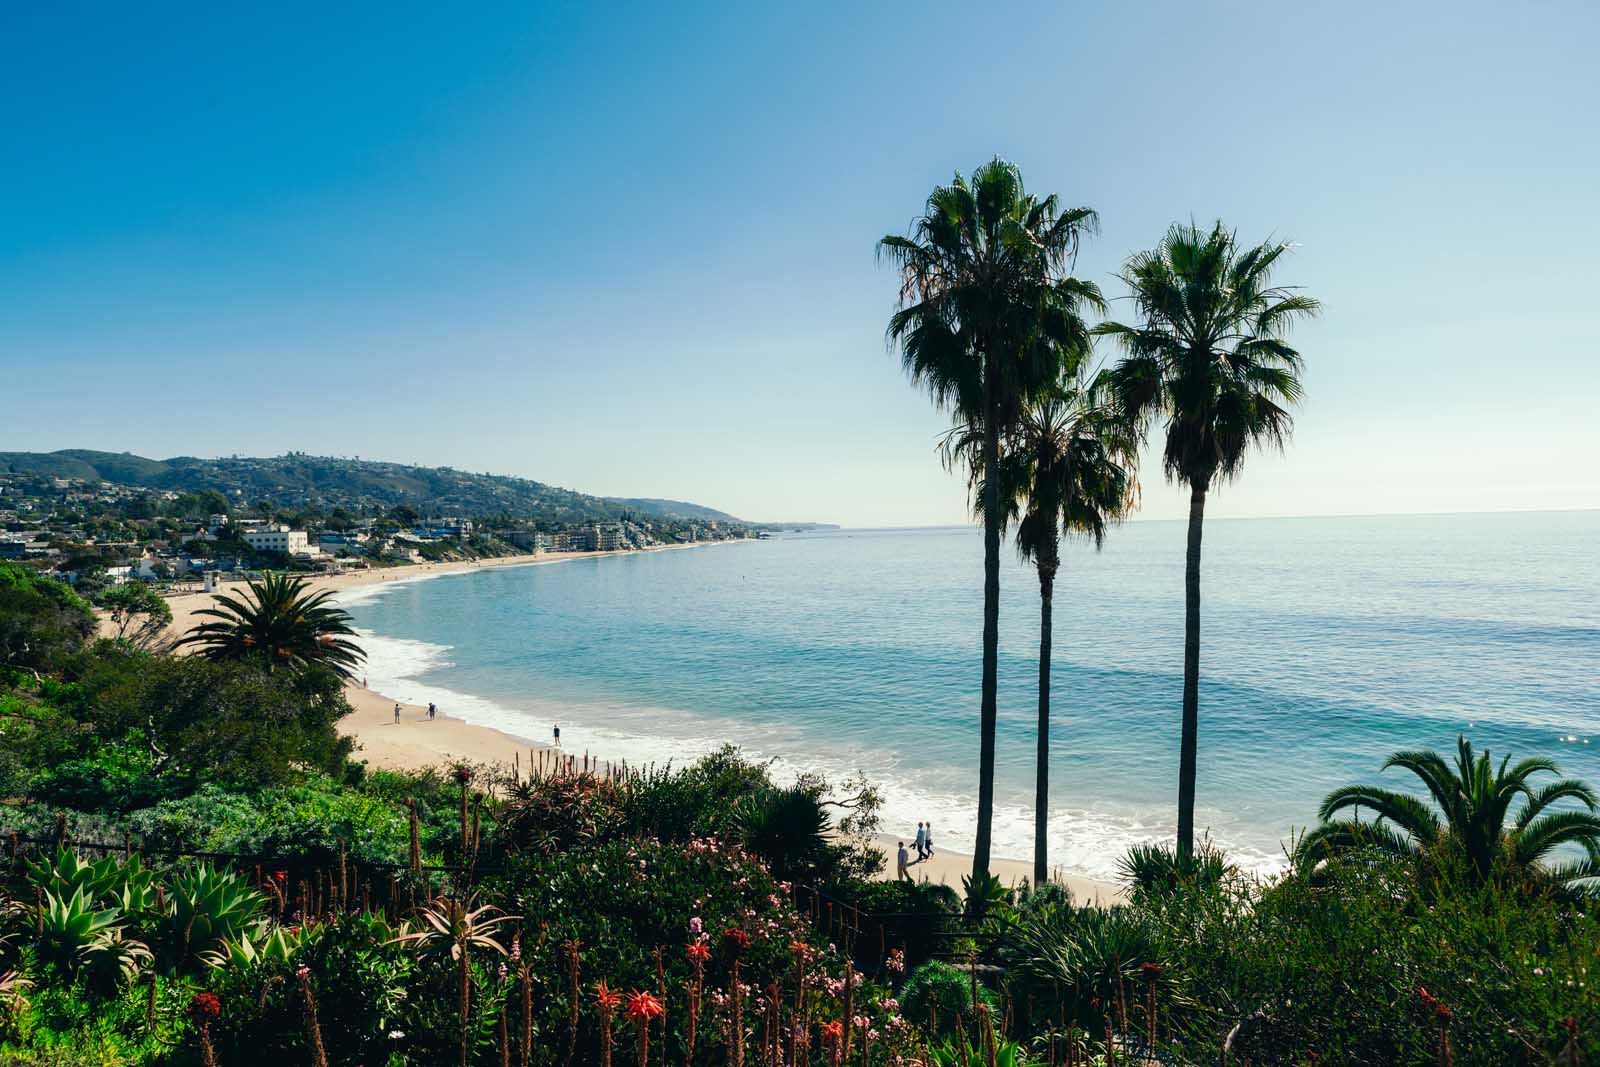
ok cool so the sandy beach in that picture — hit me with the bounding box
[148,546,1124,904]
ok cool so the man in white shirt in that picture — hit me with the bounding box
[896,842,910,881]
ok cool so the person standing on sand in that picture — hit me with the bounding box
[393,702,401,724]
[553,724,561,747]
[896,842,910,881]
[914,822,927,862]
[428,702,436,720]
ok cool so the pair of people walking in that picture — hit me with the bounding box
[896,821,936,880]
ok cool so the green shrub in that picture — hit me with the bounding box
[899,960,999,1035]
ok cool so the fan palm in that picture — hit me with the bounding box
[880,158,1102,881]
[1097,221,1318,859]
[945,374,1138,886]
[175,571,364,679]
[1298,736,1600,891]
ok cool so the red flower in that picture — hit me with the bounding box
[626,990,665,1022]
[453,766,474,785]
[722,927,751,950]
[821,1021,844,1044]
[189,992,221,1021]
[1141,962,1162,976]
[595,982,624,1012]
[1417,986,1452,1021]
[686,942,711,963]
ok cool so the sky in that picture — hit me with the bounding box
[2,2,1597,527]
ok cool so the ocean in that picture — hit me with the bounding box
[334,511,1600,882]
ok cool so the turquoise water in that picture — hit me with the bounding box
[336,512,1600,880]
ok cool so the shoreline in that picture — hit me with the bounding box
[150,541,1125,904]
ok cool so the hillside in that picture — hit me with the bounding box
[0,450,744,524]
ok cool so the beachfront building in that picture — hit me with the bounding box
[242,524,311,556]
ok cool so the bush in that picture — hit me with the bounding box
[899,960,999,1035]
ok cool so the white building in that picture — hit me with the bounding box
[242,525,311,556]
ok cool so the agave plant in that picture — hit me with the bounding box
[28,848,153,908]
[79,926,153,993]
[201,921,317,970]
[158,863,267,968]
[1298,736,1600,890]
[37,886,124,973]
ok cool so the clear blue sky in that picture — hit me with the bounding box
[3,2,1596,526]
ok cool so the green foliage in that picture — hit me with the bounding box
[28,733,174,814]
[1117,838,1234,899]
[899,960,999,1036]
[730,784,831,882]
[35,888,123,975]
[0,563,95,673]
[66,649,355,786]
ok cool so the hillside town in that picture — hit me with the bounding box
[0,467,753,591]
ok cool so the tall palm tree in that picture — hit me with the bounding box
[1097,221,1319,859]
[1298,736,1600,892]
[944,374,1139,886]
[880,159,1101,881]
[1011,379,1139,886]
[175,570,364,679]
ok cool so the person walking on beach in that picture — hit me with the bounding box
[924,822,934,858]
[553,724,561,747]
[896,841,910,881]
[428,701,436,721]
[914,822,927,862]
[393,702,401,724]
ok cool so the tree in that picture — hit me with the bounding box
[175,571,365,679]
[880,159,1102,881]
[0,562,95,672]
[1098,221,1318,859]
[1298,736,1600,892]
[1009,379,1137,886]
[100,581,173,651]
[944,374,1138,886]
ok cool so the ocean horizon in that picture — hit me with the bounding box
[334,510,1600,882]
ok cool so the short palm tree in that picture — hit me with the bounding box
[1097,221,1319,859]
[880,158,1102,881]
[175,571,364,679]
[1298,736,1600,891]
[945,373,1138,886]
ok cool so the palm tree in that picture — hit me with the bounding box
[1097,221,1319,859]
[1298,736,1600,892]
[175,570,364,679]
[945,375,1139,886]
[879,158,1101,881]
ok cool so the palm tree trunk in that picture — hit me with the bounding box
[1177,481,1208,860]
[974,356,1001,885]
[1033,549,1057,888]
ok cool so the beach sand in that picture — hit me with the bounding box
[146,546,1125,904]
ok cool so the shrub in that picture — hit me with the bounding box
[899,960,999,1035]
